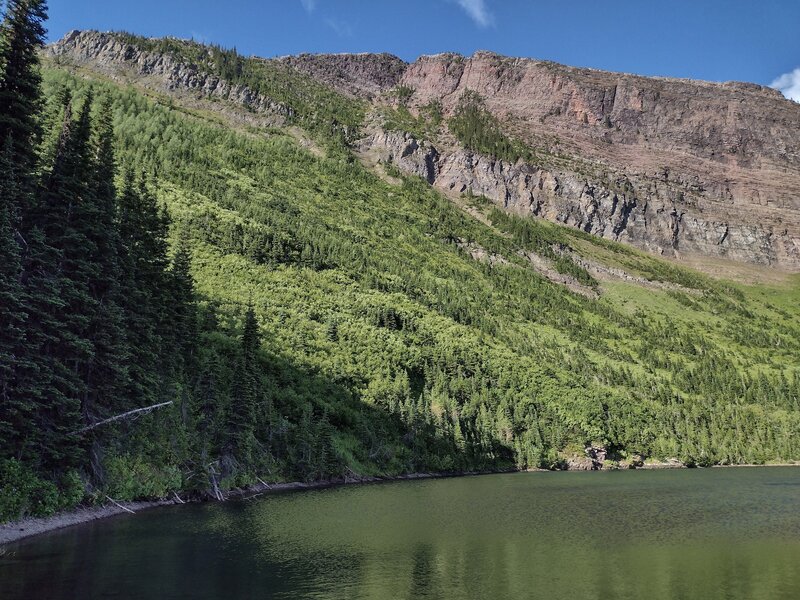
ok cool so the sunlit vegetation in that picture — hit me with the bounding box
[380,98,444,140]
[114,31,366,151]
[448,90,535,164]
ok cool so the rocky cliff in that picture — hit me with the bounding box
[47,30,293,126]
[274,52,407,99]
[48,31,800,269]
[377,52,800,268]
[359,128,788,265]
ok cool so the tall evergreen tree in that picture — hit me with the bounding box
[0,135,28,457]
[24,91,100,469]
[117,172,169,408]
[37,92,94,377]
[0,0,47,210]
[168,231,198,373]
[81,95,128,431]
[0,0,84,470]
[226,304,260,468]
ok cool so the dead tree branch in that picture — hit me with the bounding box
[75,401,173,434]
[105,495,136,514]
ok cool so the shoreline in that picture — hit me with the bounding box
[0,469,505,546]
[3,462,799,546]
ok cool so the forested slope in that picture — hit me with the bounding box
[1,4,800,521]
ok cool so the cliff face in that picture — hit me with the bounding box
[274,52,407,99]
[48,31,800,268]
[402,51,796,167]
[372,52,800,267]
[47,30,293,125]
[359,129,783,265]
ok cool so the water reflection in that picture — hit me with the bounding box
[2,468,800,599]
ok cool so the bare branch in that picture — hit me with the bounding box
[75,401,173,434]
[105,495,135,514]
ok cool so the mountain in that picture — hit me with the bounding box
[51,30,800,269]
[2,19,799,522]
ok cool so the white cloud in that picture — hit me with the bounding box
[771,68,800,102]
[325,18,353,38]
[454,0,494,28]
[300,0,316,13]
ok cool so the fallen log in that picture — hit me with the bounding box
[105,495,136,514]
[74,401,174,434]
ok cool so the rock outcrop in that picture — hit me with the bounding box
[48,31,800,269]
[359,130,440,183]
[47,30,292,126]
[361,128,794,265]
[275,52,407,99]
[394,51,800,268]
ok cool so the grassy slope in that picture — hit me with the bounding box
[42,57,800,471]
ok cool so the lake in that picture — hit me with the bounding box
[2,468,800,599]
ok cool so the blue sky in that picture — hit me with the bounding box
[45,0,800,99]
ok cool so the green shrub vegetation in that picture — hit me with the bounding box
[380,98,444,140]
[448,90,535,164]
[487,207,597,287]
[1,4,800,522]
[113,31,366,152]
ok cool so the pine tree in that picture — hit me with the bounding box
[0,1,90,470]
[24,90,99,470]
[293,403,314,478]
[81,95,129,433]
[0,1,52,464]
[0,0,48,200]
[0,136,29,457]
[117,172,169,408]
[226,304,260,468]
[16,224,80,469]
[37,92,95,389]
[168,231,198,373]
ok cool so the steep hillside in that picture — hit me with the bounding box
[40,42,800,468]
[3,24,800,521]
[49,30,800,269]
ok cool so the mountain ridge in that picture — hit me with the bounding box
[48,29,800,271]
[55,30,795,99]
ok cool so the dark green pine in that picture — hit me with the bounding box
[167,231,198,374]
[81,95,129,433]
[226,304,260,469]
[29,91,100,468]
[15,224,78,469]
[0,0,48,206]
[0,136,29,458]
[116,172,169,408]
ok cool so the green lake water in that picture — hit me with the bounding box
[2,467,800,599]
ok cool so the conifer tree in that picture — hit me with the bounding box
[168,232,198,372]
[117,172,167,408]
[0,136,28,457]
[14,222,87,470]
[36,91,96,408]
[0,24,86,470]
[22,91,101,469]
[226,304,260,468]
[0,2,51,462]
[82,95,128,427]
[0,0,48,200]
